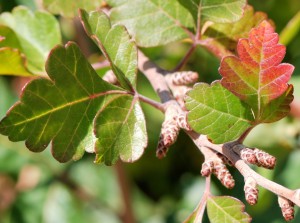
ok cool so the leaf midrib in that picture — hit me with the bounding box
[7,90,128,127]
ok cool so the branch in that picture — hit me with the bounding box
[137,51,300,216]
[172,45,197,72]
[189,132,300,207]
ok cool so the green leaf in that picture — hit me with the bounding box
[185,81,254,143]
[42,0,104,18]
[207,196,251,223]
[179,0,247,24]
[201,5,269,56]
[0,6,61,75]
[80,9,135,91]
[94,95,147,165]
[0,42,123,162]
[107,0,195,47]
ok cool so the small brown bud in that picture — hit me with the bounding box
[156,106,180,158]
[176,112,192,131]
[170,71,199,86]
[160,106,180,147]
[278,196,295,221]
[201,160,214,177]
[233,145,257,165]
[213,161,235,189]
[173,85,191,108]
[156,135,168,159]
[244,177,259,205]
[254,149,276,169]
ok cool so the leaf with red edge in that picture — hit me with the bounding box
[259,84,294,123]
[219,20,294,118]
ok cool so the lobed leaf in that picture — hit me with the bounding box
[0,6,61,75]
[207,196,251,223]
[80,9,136,91]
[179,0,247,24]
[0,42,147,164]
[42,0,104,18]
[201,5,270,57]
[94,95,147,165]
[185,81,254,144]
[106,0,195,47]
[219,20,294,118]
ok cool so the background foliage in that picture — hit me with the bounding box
[0,0,300,222]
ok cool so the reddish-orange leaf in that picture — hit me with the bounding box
[219,20,294,117]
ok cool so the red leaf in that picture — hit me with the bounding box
[219,20,294,117]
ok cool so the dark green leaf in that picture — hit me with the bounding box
[107,0,194,47]
[185,81,254,143]
[207,196,251,223]
[0,42,123,162]
[80,9,135,91]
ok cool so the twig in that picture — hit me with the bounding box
[115,161,136,223]
[190,133,300,207]
[92,60,110,70]
[195,176,211,222]
[137,51,173,103]
[137,93,165,112]
[172,45,197,72]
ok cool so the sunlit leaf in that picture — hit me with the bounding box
[185,81,254,143]
[219,20,294,118]
[179,0,247,24]
[0,26,33,76]
[202,5,270,57]
[0,6,61,75]
[207,196,251,223]
[42,0,104,18]
[80,9,135,90]
[0,48,32,76]
[106,0,194,47]
[94,95,147,165]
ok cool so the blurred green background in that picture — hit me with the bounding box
[0,0,300,222]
